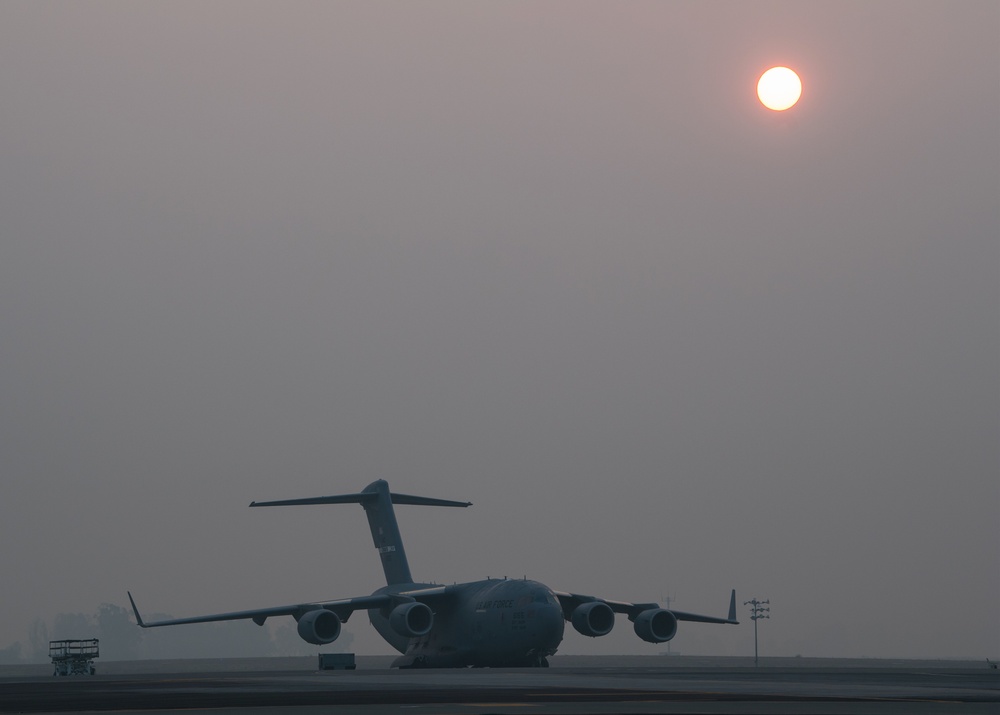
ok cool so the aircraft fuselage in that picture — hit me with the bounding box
[370,578,564,668]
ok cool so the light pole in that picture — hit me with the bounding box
[743,598,770,666]
[661,593,677,655]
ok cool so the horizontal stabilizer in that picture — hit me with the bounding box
[251,491,471,509]
[388,492,472,508]
[251,492,374,508]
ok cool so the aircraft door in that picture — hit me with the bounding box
[471,608,486,642]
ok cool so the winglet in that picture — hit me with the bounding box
[727,589,738,624]
[127,591,146,628]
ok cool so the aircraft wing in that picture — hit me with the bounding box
[554,588,739,625]
[127,591,392,628]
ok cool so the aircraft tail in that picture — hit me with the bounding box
[250,480,471,586]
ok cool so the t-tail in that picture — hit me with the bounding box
[250,479,471,586]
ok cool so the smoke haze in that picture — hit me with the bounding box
[1,1,996,660]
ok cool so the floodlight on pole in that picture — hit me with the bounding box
[743,598,770,667]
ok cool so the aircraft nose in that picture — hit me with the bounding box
[536,600,565,647]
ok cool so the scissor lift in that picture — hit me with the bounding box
[50,639,99,676]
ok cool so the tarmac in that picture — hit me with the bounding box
[1,655,997,714]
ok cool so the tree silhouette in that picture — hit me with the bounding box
[0,641,23,664]
[97,603,142,660]
[27,618,49,663]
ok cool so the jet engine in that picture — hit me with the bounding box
[296,609,342,645]
[633,608,678,643]
[570,601,615,637]
[389,601,434,638]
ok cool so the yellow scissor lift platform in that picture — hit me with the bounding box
[50,639,99,675]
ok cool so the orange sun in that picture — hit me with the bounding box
[757,67,802,111]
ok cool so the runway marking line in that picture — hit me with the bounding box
[463,704,538,708]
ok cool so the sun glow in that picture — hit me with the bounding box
[757,67,802,111]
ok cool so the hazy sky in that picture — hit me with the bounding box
[1,1,997,660]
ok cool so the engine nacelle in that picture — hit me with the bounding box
[570,601,615,637]
[633,608,678,643]
[389,601,434,638]
[296,609,342,645]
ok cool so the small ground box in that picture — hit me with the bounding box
[318,652,356,670]
[50,639,99,676]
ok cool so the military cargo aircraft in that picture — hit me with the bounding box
[129,479,737,667]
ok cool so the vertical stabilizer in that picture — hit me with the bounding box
[360,480,412,585]
[250,479,472,587]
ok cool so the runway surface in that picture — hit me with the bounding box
[2,656,997,714]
